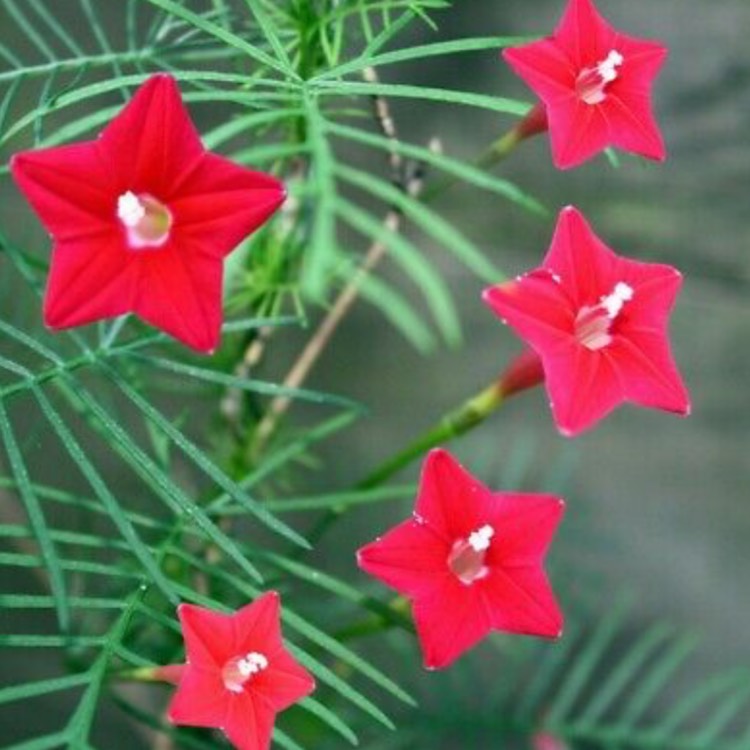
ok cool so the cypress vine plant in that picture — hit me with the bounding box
[0,1,747,749]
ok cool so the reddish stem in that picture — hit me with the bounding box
[499,348,545,398]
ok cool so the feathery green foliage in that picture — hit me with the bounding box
[0,1,740,749]
[358,596,750,749]
[0,3,533,744]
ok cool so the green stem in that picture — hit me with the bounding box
[421,125,523,203]
[303,349,544,551]
[303,376,506,549]
[359,379,505,490]
[476,128,524,170]
[421,103,546,203]
[115,664,183,684]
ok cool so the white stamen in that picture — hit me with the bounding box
[468,524,494,552]
[224,651,268,693]
[237,652,268,676]
[600,282,634,318]
[117,191,146,227]
[598,50,624,83]
[577,49,624,104]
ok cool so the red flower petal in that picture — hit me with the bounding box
[98,74,204,197]
[481,567,563,638]
[167,664,227,727]
[134,241,224,353]
[43,234,135,329]
[615,261,682,330]
[172,153,285,257]
[483,272,574,352]
[357,450,565,668]
[543,206,617,306]
[545,342,625,435]
[178,604,236,668]
[604,91,666,162]
[357,518,450,598]
[11,74,285,352]
[258,649,316,712]
[611,38,668,94]
[554,0,617,67]
[502,41,576,102]
[486,493,565,567]
[503,0,668,169]
[413,578,492,670]
[10,143,114,240]
[232,593,284,659]
[223,692,276,750]
[414,448,491,540]
[609,331,690,414]
[547,98,611,170]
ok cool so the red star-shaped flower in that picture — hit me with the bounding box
[483,206,690,436]
[11,74,285,353]
[167,593,315,750]
[357,449,565,669]
[503,0,668,169]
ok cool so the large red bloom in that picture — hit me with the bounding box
[503,0,668,169]
[11,74,285,353]
[483,206,690,436]
[167,593,315,750]
[357,449,564,670]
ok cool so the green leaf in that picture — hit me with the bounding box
[299,697,359,745]
[239,0,295,72]
[27,0,84,57]
[26,382,179,603]
[126,353,359,409]
[56,378,267,583]
[4,0,56,62]
[313,80,530,117]
[317,35,534,81]
[336,163,504,281]
[3,732,70,750]
[102,364,310,550]
[329,120,546,216]
[547,595,634,725]
[302,91,338,299]
[577,623,674,725]
[264,484,415,512]
[335,196,462,346]
[141,0,296,77]
[210,410,362,512]
[0,394,68,630]
[340,261,437,352]
[0,674,91,706]
[203,107,302,149]
[618,631,701,729]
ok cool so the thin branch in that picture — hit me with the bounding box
[252,66,430,457]
[220,324,276,429]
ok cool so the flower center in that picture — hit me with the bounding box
[221,651,269,694]
[447,524,494,585]
[575,50,624,105]
[574,282,634,350]
[117,191,172,249]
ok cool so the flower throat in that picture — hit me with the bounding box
[576,50,624,105]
